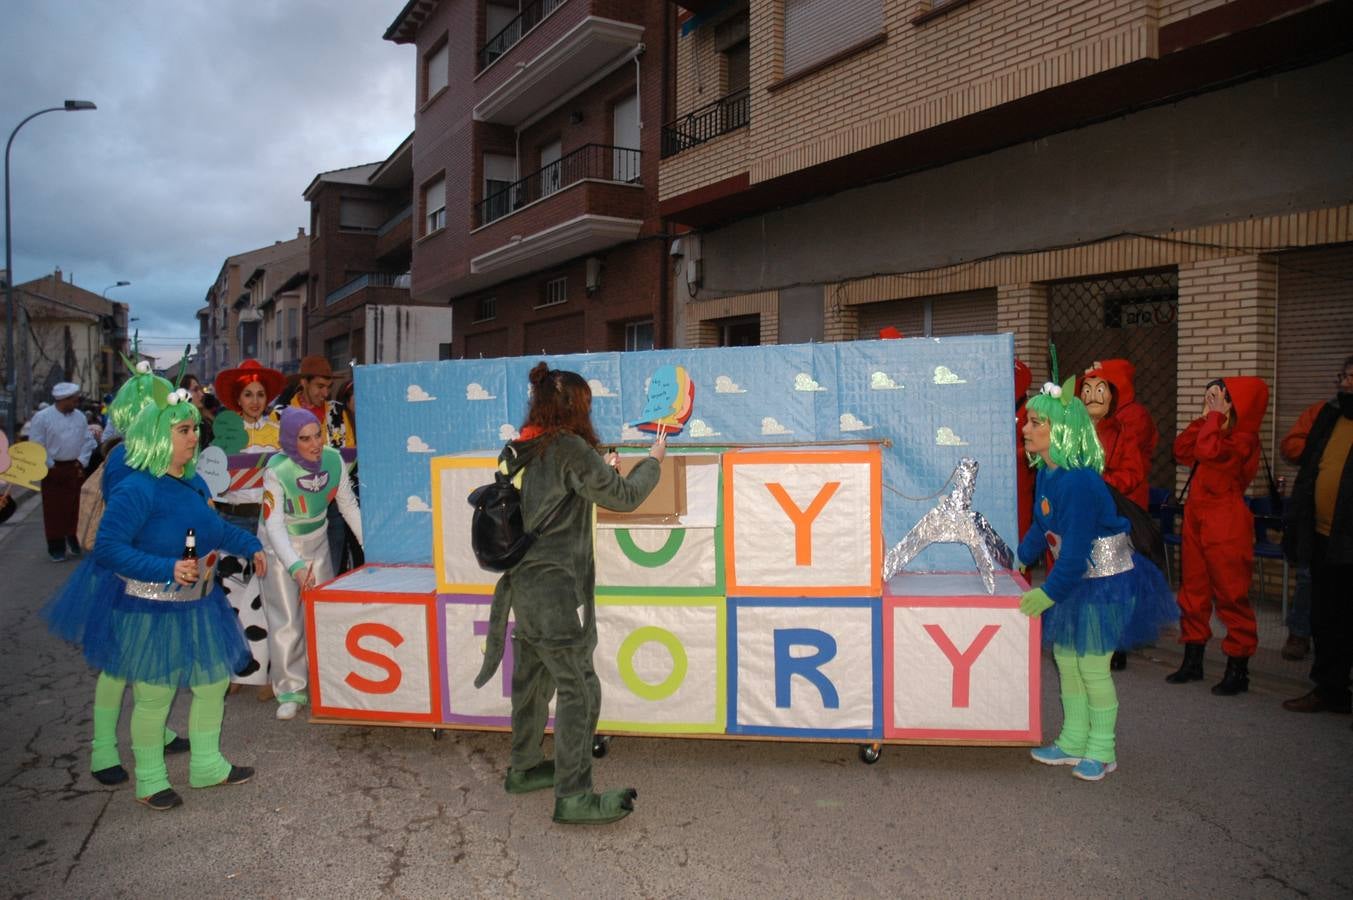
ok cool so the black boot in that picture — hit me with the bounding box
[1165,643,1205,683]
[1211,655,1250,696]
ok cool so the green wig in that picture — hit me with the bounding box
[1025,377,1105,472]
[109,361,173,434]
[124,388,202,478]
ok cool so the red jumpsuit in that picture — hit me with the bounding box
[1015,360,1035,539]
[1173,376,1269,657]
[1082,359,1157,510]
[1096,416,1148,508]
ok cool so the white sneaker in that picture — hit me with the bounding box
[276,701,300,721]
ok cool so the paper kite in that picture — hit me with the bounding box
[631,364,695,436]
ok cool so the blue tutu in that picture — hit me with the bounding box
[41,557,118,663]
[83,581,252,688]
[1041,552,1177,655]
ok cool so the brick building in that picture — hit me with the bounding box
[384,0,674,358]
[304,135,420,370]
[660,0,1353,489]
[197,231,310,382]
[2,268,130,420]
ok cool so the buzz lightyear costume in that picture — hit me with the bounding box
[257,408,362,713]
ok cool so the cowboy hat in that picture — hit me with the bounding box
[213,359,286,412]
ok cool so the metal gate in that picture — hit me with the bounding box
[1048,269,1178,491]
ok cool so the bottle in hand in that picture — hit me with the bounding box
[182,528,198,560]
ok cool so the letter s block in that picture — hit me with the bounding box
[306,565,441,723]
[723,448,882,597]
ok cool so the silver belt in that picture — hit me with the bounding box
[121,565,217,602]
[1045,531,1134,578]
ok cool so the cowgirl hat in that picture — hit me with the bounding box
[213,359,286,412]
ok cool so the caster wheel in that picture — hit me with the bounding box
[859,743,881,765]
[431,729,444,741]
[592,735,611,758]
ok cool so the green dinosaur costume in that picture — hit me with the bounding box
[474,432,660,824]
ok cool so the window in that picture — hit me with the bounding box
[783,0,882,78]
[324,334,350,372]
[423,39,449,102]
[438,342,454,361]
[339,198,385,232]
[624,320,654,352]
[422,175,446,235]
[719,315,760,347]
[474,296,497,322]
[540,277,567,308]
[716,9,750,94]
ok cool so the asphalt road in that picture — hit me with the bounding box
[2,493,1350,898]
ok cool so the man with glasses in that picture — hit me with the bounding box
[1282,355,1353,720]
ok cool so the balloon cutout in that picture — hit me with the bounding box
[195,446,231,499]
[0,441,50,490]
[0,431,10,474]
[210,409,249,454]
[631,364,695,436]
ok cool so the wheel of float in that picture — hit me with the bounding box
[431,729,444,741]
[859,743,881,764]
[592,735,611,758]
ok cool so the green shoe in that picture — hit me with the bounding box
[504,760,555,794]
[552,788,637,825]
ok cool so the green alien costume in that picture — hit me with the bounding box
[474,431,660,824]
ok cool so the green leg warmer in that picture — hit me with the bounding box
[91,672,127,773]
[129,681,177,799]
[1080,652,1119,764]
[1052,646,1089,757]
[186,679,232,788]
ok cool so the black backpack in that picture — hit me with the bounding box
[466,461,569,572]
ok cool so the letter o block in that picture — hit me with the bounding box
[724,448,881,596]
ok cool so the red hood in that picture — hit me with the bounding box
[1222,376,1269,434]
[1083,358,1136,406]
[1014,360,1032,399]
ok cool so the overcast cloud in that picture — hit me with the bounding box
[3,0,415,364]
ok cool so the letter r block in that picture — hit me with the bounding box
[306,565,441,723]
[723,448,882,597]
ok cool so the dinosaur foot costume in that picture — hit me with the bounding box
[553,788,638,825]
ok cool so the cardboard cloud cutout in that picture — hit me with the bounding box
[840,413,870,432]
[714,375,745,394]
[761,417,791,435]
[407,495,431,512]
[688,419,720,438]
[196,446,231,498]
[631,364,695,436]
[936,426,970,446]
[0,431,10,474]
[933,366,967,385]
[407,435,435,453]
[870,371,902,390]
[793,373,826,392]
[407,384,436,402]
[209,410,248,454]
[466,383,495,401]
[0,441,49,490]
[588,378,617,397]
[499,424,520,442]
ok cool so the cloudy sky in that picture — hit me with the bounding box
[3,1,415,365]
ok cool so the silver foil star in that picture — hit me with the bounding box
[883,457,1014,594]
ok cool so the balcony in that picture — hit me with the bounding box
[325,272,411,308]
[474,14,646,127]
[479,0,567,71]
[375,204,412,262]
[661,88,749,158]
[476,143,640,227]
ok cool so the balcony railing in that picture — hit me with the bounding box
[325,272,410,307]
[661,88,750,158]
[479,0,567,71]
[376,204,412,236]
[475,143,642,228]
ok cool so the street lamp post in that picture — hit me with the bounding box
[4,99,97,441]
[101,280,130,298]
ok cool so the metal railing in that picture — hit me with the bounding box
[479,0,567,71]
[376,204,412,236]
[475,143,642,227]
[325,272,409,307]
[661,88,750,158]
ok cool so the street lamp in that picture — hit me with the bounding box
[4,99,97,441]
[101,280,130,298]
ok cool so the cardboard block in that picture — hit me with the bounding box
[430,453,503,594]
[439,594,556,727]
[883,571,1040,742]
[728,598,881,738]
[724,447,881,597]
[595,596,726,733]
[306,565,441,722]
